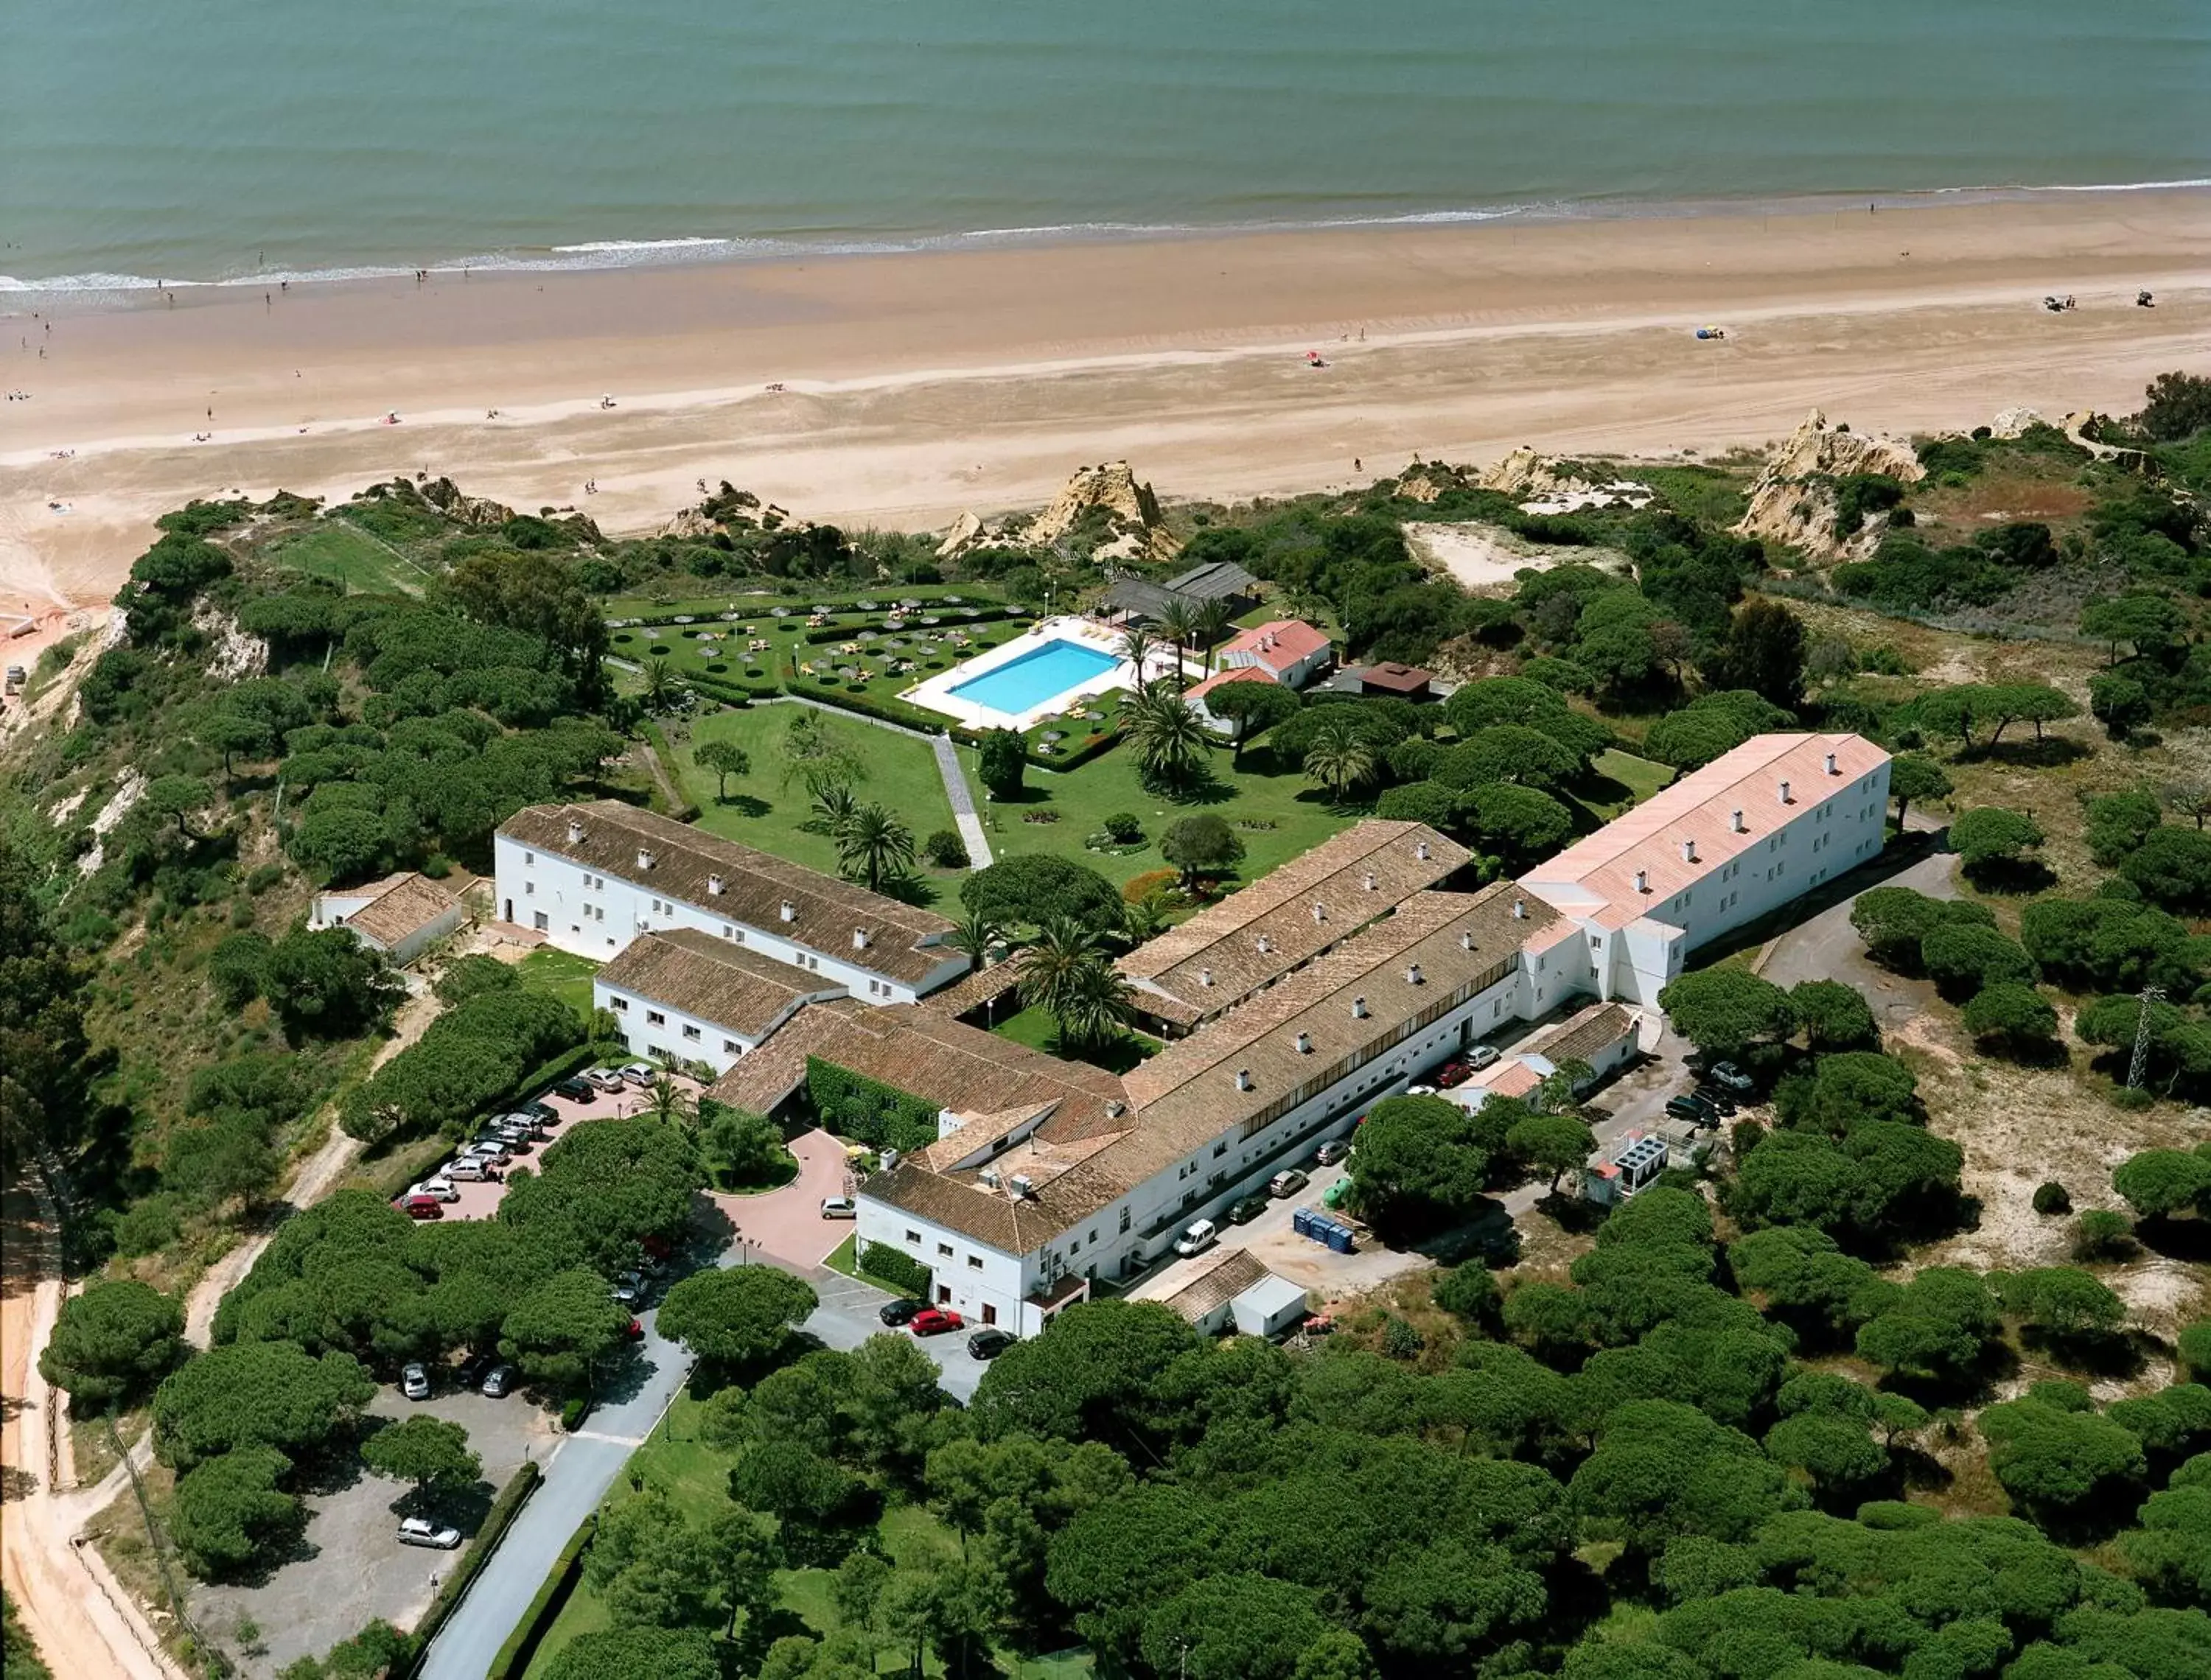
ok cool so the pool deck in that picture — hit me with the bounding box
[902,615,1185,731]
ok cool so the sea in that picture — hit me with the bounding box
[1,0,2205,292]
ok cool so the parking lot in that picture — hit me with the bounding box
[190,1370,551,1678]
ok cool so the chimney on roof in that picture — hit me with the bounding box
[1296,1032,1313,1054]
[1730,808,1745,833]
[1352,995,1369,1018]
[1459,930,1474,951]
[637,847,656,871]
[1778,780,1792,805]
[1106,1100,1125,1119]
[779,900,797,923]
[1634,869,1649,894]
[1256,934,1273,955]
[1682,839,1697,864]
[707,873,725,896]
[1362,871,1377,892]
[1235,1068,1253,1092]
[1415,840,1430,861]
[1312,903,1327,924]
[566,818,584,844]
[1405,963,1425,986]
[1826,751,1840,775]
[1512,899,1526,920]
[852,928,870,951]
[1198,967,1214,987]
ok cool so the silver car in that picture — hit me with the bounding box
[397,1516,461,1550]
[401,1362,430,1401]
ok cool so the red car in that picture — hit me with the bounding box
[395,1194,444,1220]
[909,1307,965,1337]
[621,1317,643,1341]
[1436,1061,1473,1089]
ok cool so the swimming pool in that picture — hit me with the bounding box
[947,637,1120,717]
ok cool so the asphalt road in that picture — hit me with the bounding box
[419,1251,979,1679]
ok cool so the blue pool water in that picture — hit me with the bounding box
[949,639,1120,716]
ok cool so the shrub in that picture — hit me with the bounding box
[1122,868,1181,904]
[560,1396,589,1432]
[1103,812,1143,844]
[860,1242,932,1297]
[2072,1209,2137,1262]
[2033,1181,2072,1217]
[923,829,969,869]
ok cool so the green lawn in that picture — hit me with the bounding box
[604,584,999,622]
[822,1231,921,1293]
[991,1004,1161,1074]
[260,523,430,594]
[515,948,601,1029]
[523,1391,1088,1679]
[1581,748,1677,819]
[972,738,1362,889]
[670,706,961,888]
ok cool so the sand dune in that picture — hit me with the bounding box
[1,190,2204,612]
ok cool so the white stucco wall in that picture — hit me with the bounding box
[594,976,843,1075]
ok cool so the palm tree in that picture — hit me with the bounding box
[949,908,1007,971]
[1120,686,1215,794]
[1192,597,1235,674]
[1117,624,1156,694]
[837,803,916,892]
[1016,918,1132,1052]
[641,654,682,714]
[1120,885,1178,943]
[809,781,860,838]
[1155,598,1198,673]
[645,1073,696,1129]
[1302,713,1379,805]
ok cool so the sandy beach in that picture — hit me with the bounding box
[1,192,2205,622]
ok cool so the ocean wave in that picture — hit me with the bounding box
[1,177,2200,295]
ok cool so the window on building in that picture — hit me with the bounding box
[981,1303,997,1326]
[967,1255,983,1270]
[905,1230,921,1245]
[1119,1208,1132,1233]
[646,1009,666,1026]
[609,996,628,1012]
[525,881,536,896]
[1212,1141,1227,1158]
[722,924,736,940]
[937,1242,953,1258]
[723,1039,741,1054]
[525,851,535,865]
[681,1024,701,1042]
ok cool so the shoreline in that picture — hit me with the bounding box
[1,189,2204,620]
[5,179,2207,299]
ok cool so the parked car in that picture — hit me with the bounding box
[1436,1060,1473,1088]
[520,1100,559,1124]
[620,1317,644,1341]
[879,1298,925,1326]
[447,1158,498,1183]
[462,1141,511,1165]
[1173,1219,1218,1258]
[1708,1061,1756,1093]
[1691,1086,1738,1116]
[820,1196,857,1220]
[498,1113,550,1139]
[397,1194,444,1220]
[553,1077,595,1102]
[1665,1096,1714,1124]
[397,1516,463,1550]
[1268,1169,1309,1199]
[968,1328,1015,1360]
[1226,1194,1270,1225]
[1406,1083,1438,1097]
[482,1133,532,1156]
[409,1177,458,1204]
[910,1307,964,1336]
[1314,1139,1350,1167]
[1467,1044,1501,1071]
[401,1362,431,1400]
[621,1062,657,1088]
[612,1272,643,1306]
[587,1067,629,1092]
[481,1364,517,1398]
[458,1352,497,1390]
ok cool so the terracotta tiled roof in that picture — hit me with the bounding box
[1185,666,1276,702]
[500,800,956,984]
[1521,734,1888,926]
[596,928,837,1039]
[918,961,1022,1022]
[702,998,869,1114]
[1523,1001,1636,1067]
[1118,820,1467,1024]
[338,872,458,948]
[1222,619,1330,672]
[1158,1250,1270,1323]
[1467,1059,1545,1099]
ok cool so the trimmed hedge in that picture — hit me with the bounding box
[390,1460,542,1679]
[806,1057,941,1155]
[488,1514,598,1680]
[860,1241,933,1298]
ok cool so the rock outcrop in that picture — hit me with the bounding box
[1394,460,1479,503]
[415,477,515,527]
[1021,462,1178,561]
[935,511,986,561]
[1989,407,2044,440]
[1478,448,1652,514]
[1732,410,1926,563]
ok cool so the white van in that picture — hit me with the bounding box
[1173,1219,1218,1258]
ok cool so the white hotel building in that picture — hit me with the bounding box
[514,735,1887,1335]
